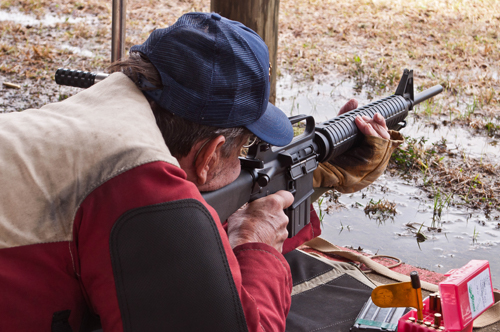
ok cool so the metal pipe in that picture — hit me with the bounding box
[111,0,126,62]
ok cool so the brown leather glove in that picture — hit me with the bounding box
[312,130,404,201]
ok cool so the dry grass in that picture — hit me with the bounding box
[2,0,498,122]
[2,0,499,95]
[278,0,500,136]
[279,0,500,91]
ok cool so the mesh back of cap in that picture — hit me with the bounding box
[143,14,267,127]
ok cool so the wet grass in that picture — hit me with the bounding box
[317,196,325,223]
[472,226,479,244]
[363,198,397,224]
[389,135,499,213]
[403,220,444,244]
[431,186,454,222]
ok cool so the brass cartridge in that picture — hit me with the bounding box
[434,313,442,327]
[429,294,436,311]
[436,295,442,313]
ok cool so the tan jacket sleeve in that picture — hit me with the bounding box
[311,130,404,201]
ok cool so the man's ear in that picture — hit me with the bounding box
[195,135,226,186]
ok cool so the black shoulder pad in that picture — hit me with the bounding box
[110,199,248,332]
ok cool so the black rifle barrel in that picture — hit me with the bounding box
[414,85,444,106]
[313,84,443,162]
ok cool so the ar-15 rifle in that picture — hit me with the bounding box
[55,68,443,237]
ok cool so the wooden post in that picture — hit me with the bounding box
[211,0,280,104]
[111,0,126,62]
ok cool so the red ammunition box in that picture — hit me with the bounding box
[439,260,494,331]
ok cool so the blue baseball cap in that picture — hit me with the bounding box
[130,12,293,146]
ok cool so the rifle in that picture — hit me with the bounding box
[55,68,443,236]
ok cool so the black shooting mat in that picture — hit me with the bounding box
[285,250,373,332]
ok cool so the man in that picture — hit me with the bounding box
[0,12,401,331]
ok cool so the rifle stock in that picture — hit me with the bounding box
[55,68,443,237]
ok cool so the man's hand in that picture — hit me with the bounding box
[311,98,404,196]
[338,99,390,140]
[227,190,294,253]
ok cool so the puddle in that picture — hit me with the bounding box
[276,76,500,160]
[0,8,98,26]
[276,74,500,162]
[60,44,94,58]
[403,118,499,162]
[277,74,500,287]
[314,175,500,288]
[277,73,373,122]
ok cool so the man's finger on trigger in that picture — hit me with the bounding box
[273,190,295,209]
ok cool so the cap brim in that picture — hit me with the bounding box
[245,103,294,147]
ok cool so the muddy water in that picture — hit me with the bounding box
[276,75,500,287]
[0,8,99,26]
